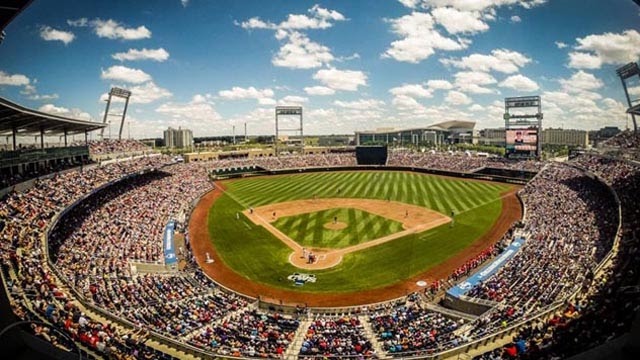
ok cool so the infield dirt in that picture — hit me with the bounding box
[244,198,450,270]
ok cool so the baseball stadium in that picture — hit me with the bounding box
[1,1,640,360]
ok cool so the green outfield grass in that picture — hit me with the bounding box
[272,207,404,249]
[208,171,514,293]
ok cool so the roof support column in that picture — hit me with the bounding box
[12,127,16,151]
[64,128,68,147]
[85,130,88,145]
[40,127,44,149]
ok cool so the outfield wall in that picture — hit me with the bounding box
[264,165,531,184]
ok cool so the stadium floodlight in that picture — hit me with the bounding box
[275,106,303,156]
[616,62,639,132]
[101,86,132,140]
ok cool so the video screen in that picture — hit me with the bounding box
[506,129,537,151]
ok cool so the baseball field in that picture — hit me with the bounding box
[189,170,522,306]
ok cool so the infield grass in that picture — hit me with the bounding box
[272,207,404,249]
[208,171,515,293]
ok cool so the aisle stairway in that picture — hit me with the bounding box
[285,316,313,359]
[361,316,390,359]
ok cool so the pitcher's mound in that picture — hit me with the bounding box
[324,222,348,230]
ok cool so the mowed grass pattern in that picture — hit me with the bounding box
[272,208,404,249]
[225,171,506,215]
[209,171,513,293]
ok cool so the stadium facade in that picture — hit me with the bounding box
[355,120,475,146]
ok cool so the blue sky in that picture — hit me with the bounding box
[0,0,639,139]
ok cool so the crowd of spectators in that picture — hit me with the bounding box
[299,315,375,358]
[601,130,640,149]
[188,310,299,358]
[465,164,617,313]
[207,152,357,174]
[0,153,179,358]
[83,139,151,156]
[473,154,640,359]
[387,151,544,173]
[369,295,464,357]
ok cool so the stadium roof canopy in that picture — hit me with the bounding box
[355,120,476,134]
[1,0,33,35]
[0,96,106,136]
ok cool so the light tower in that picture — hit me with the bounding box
[275,106,303,156]
[101,87,132,140]
[616,62,640,133]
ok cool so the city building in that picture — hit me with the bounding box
[355,120,475,146]
[163,127,194,148]
[541,128,589,147]
[478,128,507,147]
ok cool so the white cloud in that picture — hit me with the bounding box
[468,104,484,111]
[156,95,221,121]
[258,97,277,105]
[112,48,170,62]
[39,26,75,45]
[389,84,432,98]
[38,104,92,120]
[426,79,454,90]
[397,0,421,8]
[573,30,640,68]
[313,68,367,91]
[0,71,30,86]
[555,41,567,49]
[238,5,346,70]
[238,17,276,30]
[304,86,335,96]
[218,86,275,102]
[416,0,547,12]
[454,71,497,94]
[28,93,60,101]
[392,95,427,112]
[559,70,603,92]
[101,65,152,84]
[67,18,88,27]
[240,5,346,31]
[431,7,489,34]
[309,4,346,21]
[336,53,360,62]
[272,31,334,69]
[445,90,472,105]
[628,86,640,98]
[441,48,531,73]
[68,18,151,40]
[567,52,602,69]
[510,15,521,23]
[279,95,309,104]
[498,74,539,91]
[333,99,385,110]
[382,12,468,63]
[181,0,189,7]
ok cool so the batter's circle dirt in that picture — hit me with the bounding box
[189,176,522,307]
[324,222,348,230]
